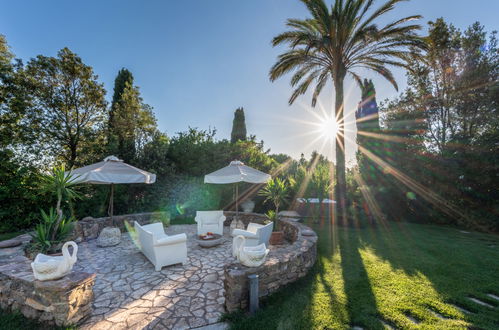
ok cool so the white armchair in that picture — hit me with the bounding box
[134,221,187,271]
[231,222,273,247]
[195,211,225,236]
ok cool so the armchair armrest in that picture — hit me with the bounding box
[154,233,187,246]
[247,223,263,234]
[232,229,258,238]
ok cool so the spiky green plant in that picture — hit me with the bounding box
[39,165,81,241]
[32,208,75,253]
[270,0,426,223]
[259,178,290,231]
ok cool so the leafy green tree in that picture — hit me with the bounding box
[230,107,247,143]
[25,48,107,167]
[0,149,45,232]
[0,34,15,147]
[380,19,498,231]
[0,34,32,150]
[269,0,425,223]
[310,162,333,216]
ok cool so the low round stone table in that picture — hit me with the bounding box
[196,234,223,248]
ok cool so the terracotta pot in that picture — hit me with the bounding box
[269,231,284,245]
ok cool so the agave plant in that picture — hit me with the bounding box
[31,208,75,253]
[39,165,81,241]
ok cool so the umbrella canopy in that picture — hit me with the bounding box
[204,161,270,219]
[71,156,156,184]
[204,161,270,184]
[69,156,156,220]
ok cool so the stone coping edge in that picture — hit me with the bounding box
[223,217,317,312]
[0,235,96,326]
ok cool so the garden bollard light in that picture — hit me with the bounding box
[248,274,259,314]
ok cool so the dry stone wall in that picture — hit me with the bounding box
[72,212,168,241]
[224,217,317,312]
[0,234,95,326]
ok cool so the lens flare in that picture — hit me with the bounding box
[320,116,339,141]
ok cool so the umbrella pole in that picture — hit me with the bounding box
[235,183,239,220]
[109,183,114,226]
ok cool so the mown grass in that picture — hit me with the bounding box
[224,220,499,329]
[0,309,73,330]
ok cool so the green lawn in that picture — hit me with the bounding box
[0,231,24,242]
[225,221,499,329]
[0,309,72,330]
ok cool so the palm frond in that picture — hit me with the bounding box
[270,0,425,104]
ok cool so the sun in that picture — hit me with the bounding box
[319,116,339,141]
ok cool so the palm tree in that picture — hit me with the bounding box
[270,0,425,223]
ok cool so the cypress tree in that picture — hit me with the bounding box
[230,107,247,143]
[108,68,134,157]
[355,79,386,223]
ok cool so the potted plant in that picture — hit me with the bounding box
[259,177,289,245]
[265,210,284,245]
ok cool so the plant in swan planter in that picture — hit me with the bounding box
[31,241,78,281]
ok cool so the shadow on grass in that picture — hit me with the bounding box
[339,228,384,329]
[356,221,499,329]
[224,217,499,330]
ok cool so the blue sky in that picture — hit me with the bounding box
[1,0,498,162]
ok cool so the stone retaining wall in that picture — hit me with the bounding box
[223,211,267,227]
[0,234,95,326]
[224,217,317,312]
[73,212,167,241]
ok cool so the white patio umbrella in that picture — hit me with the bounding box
[70,156,156,221]
[204,160,271,218]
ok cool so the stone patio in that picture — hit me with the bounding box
[77,224,235,330]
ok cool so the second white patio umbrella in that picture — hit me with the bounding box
[204,160,271,218]
[70,155,156,221]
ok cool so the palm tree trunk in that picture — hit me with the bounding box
[334,75,348,226]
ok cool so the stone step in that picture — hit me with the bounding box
[380,319,394,329]
[429,309,448,319]
[450,303,473,314]
[405,313,420,324]
[468,297,495,308]
[487,293,499,301]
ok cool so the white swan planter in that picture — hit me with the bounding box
[31,241,78,281]
[233,235,269,267]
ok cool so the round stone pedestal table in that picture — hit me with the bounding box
[196,234,223,248]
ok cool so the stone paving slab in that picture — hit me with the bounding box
[76,224,235,330]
